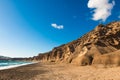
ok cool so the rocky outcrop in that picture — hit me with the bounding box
[33,21,120,66]
[92,50,120,67]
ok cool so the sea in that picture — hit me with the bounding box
[0,60,33,70]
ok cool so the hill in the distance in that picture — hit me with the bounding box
[0,55,11,60]
[31,21,120,67]
[0,55,27,60]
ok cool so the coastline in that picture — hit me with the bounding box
[0,61,38,70]
[0,62,120,80]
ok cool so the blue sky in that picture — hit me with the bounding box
[0,0,120,57]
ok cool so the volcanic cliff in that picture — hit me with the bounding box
[32,21,120,66]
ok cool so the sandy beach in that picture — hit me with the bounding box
[0,62,120,80]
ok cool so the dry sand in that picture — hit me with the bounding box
[0,62,120,80]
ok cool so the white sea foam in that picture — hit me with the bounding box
[0,62,36,70]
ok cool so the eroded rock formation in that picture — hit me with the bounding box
[32,21,120,66]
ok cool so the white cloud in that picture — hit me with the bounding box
[87,0,115,22]
[118,15,120,19]
[51,23,64,29]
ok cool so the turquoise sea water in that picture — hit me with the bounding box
[0,60,32,67]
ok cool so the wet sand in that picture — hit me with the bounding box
[0,62,120,80]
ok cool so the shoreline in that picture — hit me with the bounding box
[0,61,38,70]
[0,62,120,80]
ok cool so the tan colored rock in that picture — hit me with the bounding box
[92,50,120,67]
[31,21,120,67]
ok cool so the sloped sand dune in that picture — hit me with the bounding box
[0,62,120,80]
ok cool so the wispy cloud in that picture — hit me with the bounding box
[118,15,120,19]
[51,23,64,29]
[87,0,115,22]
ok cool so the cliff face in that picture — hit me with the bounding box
[33,21,120,66]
